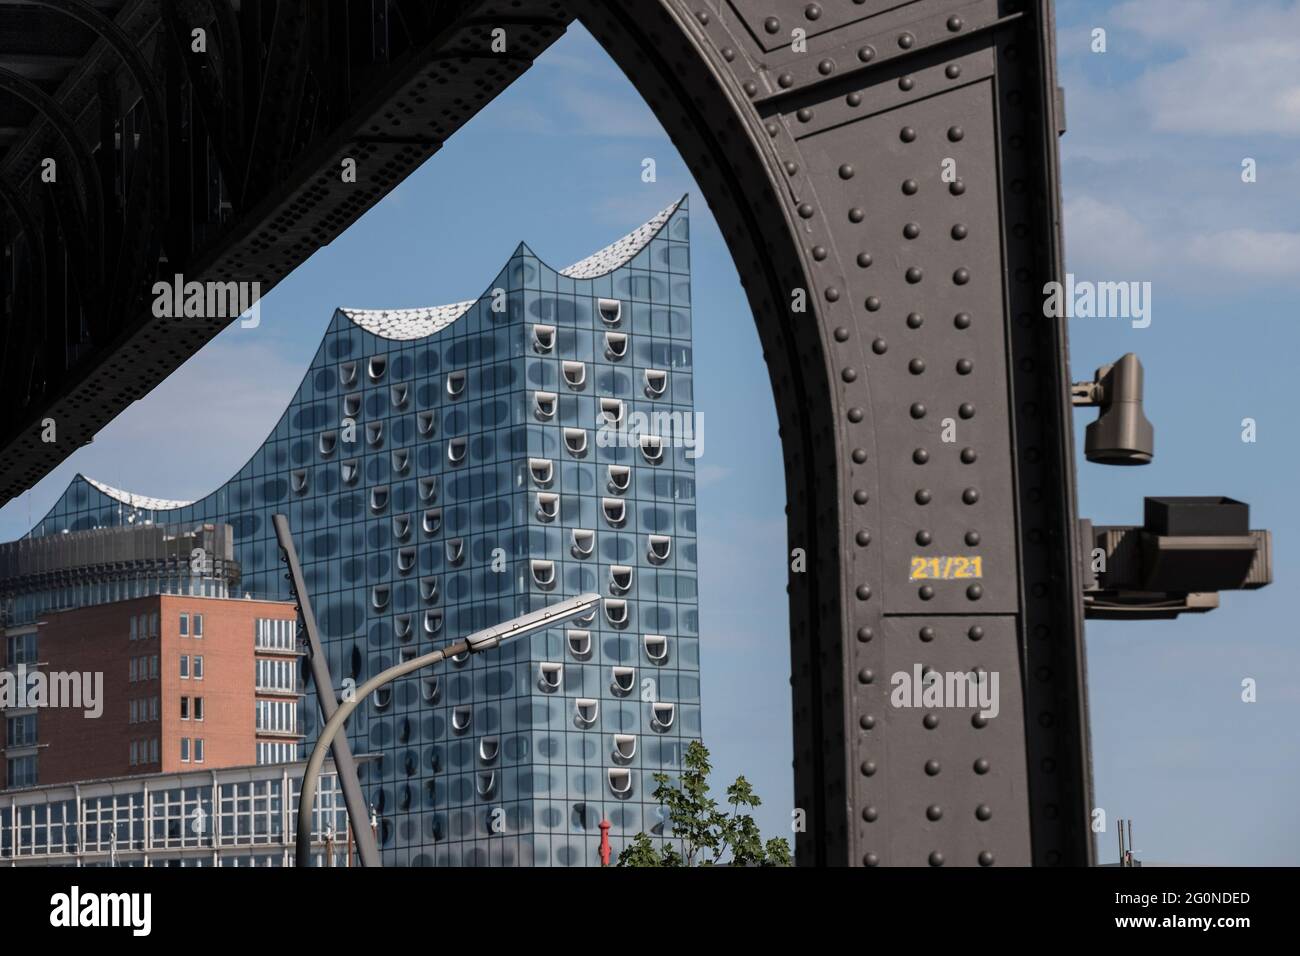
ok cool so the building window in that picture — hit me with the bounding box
[150,655,158,680]
[130,699,138,724]
[149,613,159,638]
[193,614,203,638]
[5,714,37,748]
[193,656,204,680]
[181,738,190,763]
[6,633,37,665]
[180,655,189,679]
[195,697,204,721]
[129,658,138,683]
[179,613,189,637]
[256,659,296,693]
[130,741,139,767]
[194,739,205,764]
[130,616,138,641]
[181,697,190,720]
[7,755,37,786]
[256,699,297,734]
[150,739,159,764]
[151,697,159,722]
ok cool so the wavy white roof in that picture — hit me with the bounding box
[84,476,194,512]
[341,198,683,341]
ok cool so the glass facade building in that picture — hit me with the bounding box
[16,198,700,865]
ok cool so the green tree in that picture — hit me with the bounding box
[616,740,792,867]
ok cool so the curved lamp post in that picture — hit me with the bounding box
[296,593,602,867]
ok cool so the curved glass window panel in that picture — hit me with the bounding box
[533,390,557,420]
[597,298,622,325]
[574,698,599,728]
[567,629,592,659]
[612,734,637,761]
[607,465,631,494]
[451,650,469,666]
[611,666,636,695]
[391,449,410,474]
[643,634,669,664]
[601,498,626,527]
[609,565,633,594]
[562,361,586,389]
[607,768,632,796]
[536,493,559,522]
[563,428,588,456]
[640,434,664,464]
[478,737,500,763]
[420,576,440,602]
[370,487,389,513]
[451,706,472,733]
[422,508,442,535]
[341,459,359,485]
[604,332,628,361]
[367,356,387,381]
[319,431,337,457]
[538,662,563,693]
[418,476,438,502]
[339,361,358,387]
[395,615,413,641]
[644,368,668,398]
[291,470,308,494]
[344,392,362,417]
[651,702,675,731]
[424,610,443,635]
[648,534,672,563]
[477,772,497,799]
[390,383,409,409]
[397,547,417,573]
[366,422,384,447]
[446,539,465,565]
[392,515,411,540]
[605,599,629,628]
[530,559,556,589]
[417,410,436,436]
[571,528,595,558]
[446,371,467,398]
[447,437,468,465]
[599,398,624,425]
[371,585,390,611]
[421,676,440,703]
[373,686,392,710]
[528,458,553,487]
[532,324,556,353]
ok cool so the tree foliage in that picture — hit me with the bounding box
[616,740,792,867]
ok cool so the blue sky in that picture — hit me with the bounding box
[3,0,1297,864]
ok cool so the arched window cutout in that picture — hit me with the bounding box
[531,559,556,589]
[446,371,467,398]
[446,538,465,565]
[538,662,563,692]
[395,615,413,641]
[422,509,442,537]
[372,686,392,710]
[532,323,556,353]
[644,368,668,398]
[536,493,560,522]
[644,635,670,664]
[397,547,417,573]
[421,676,440,703]
[600,398,625,425]
[651,702,675,731]
[477,772,497,798]
[609,565,633,594]
[341,459,359,485]
[567,630,592,658]
[571,528,595,559]
[562,361,586,389]
[451,706,472,733]
[420,576,440,603]
[447,437,468,465]
[534,390,557,420]
[611,666,636,695]
[319,431,337,457]
[613,734,637,762]
[391,449,410,474]
[424,610,443,635]
[371,585,390,611]
[370,487,389,513]
[344,392,362,417]
[367,356,387,381]
[339,361,358,386]
[418,476,439,502]
[563,428,588,456]
[605,599,629,628]
[291,470,309,494]
[451,650,469,666]
[400,645,419,663]
[602,498,626,527]
[574,698,599,728]
[607,768,633,796]
[607,465,631,494]
[392,515,411,540]
[640,434,664,464]
[390,383,409,409]
[648,534,672,564]
[529,458,553,487]
[605,332,628,361]
[479,737,500,764]
[575,608,597,626]
[598,298,622,325]
[366,422,384,447]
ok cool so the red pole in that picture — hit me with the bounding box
[599,819,612,867]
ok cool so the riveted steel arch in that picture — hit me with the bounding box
[571,0,1092,867]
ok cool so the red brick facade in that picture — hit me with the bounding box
[1,595,300,789]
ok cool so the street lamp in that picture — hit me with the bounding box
[295,592,602,867]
